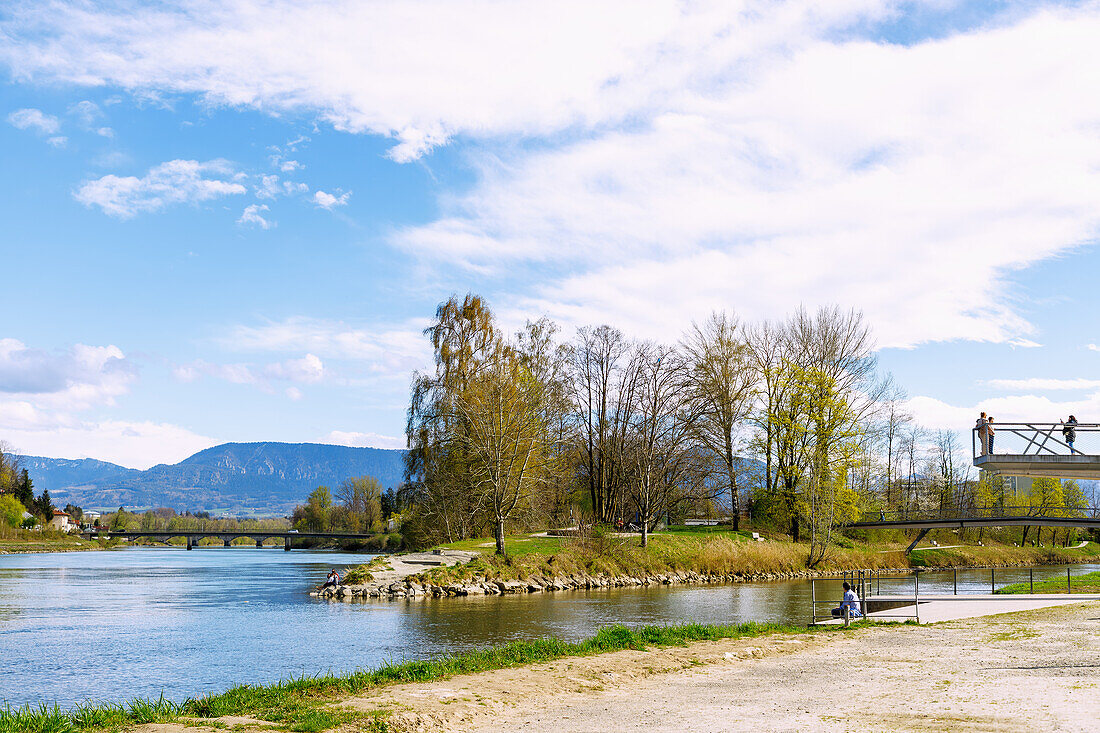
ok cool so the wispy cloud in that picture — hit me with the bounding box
[323,430,405,450]
[983,378,1100,392]
[7,107,60,134]
[74,159,246,218]
[237,203,273,229]
[313,190,350,209]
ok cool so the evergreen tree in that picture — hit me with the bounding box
[35,488,53,520]
[15,469,33,508]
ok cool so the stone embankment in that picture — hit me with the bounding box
[310,563,841,601]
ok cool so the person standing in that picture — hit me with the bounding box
[1062,415,1079,454]
[976,412,990,455]
[987,417,995,454]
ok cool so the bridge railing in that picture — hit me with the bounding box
[971,421,1100,460]
[861,504,1100,523]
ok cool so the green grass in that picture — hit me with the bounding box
[0,621,857,733]
[908,542,1100,568]
[995,570,1100,595]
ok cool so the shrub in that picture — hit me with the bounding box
[0,494,26,528]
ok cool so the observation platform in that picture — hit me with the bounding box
[972,421,1100,479]
[973,453,1100,478]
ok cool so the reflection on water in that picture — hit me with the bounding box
[0,548,1095,708]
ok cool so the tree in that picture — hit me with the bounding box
[293,486,334,532]
[405,294,499,544]
[35,488,53,522]
[625,343,699,547]
[568,325,637,525]
[338,476,383,532]
[454,344,556,555]
[682,311,755,530]
[0,494,26,528]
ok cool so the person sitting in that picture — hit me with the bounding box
[832,581,862,619]
[322,569,341,589]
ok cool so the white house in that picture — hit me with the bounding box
[47,510,75,532]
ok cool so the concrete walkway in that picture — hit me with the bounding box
[820,593,1100,624]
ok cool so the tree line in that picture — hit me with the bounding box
[398,295,1098,562]
[0,444,66,529]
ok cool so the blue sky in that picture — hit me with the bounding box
[1,0,1099,468]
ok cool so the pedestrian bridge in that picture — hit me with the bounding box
[82,529,379,550]
[972,421,1100,478]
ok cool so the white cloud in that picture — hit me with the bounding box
[3,420,217,470]
[907,393,1098,435]
[173,354,325,389]
[8,2,1100,349]
[0,340,203,469]
[237,203,273,229]
[983,378,1100,392]
[0,339,135,410]
[392,5,1100,348]
[74,159,247,218]
[68,99,102,125]
[312,190,349,209]
[7,107,60,134]
[279,159,302,172]
[171,360,255,385]
[255,174,308,200]
[46,136,67,147]
[285,387,303,401]
[264,354,325,383]
[226,317,430,376]
[1088,344,1100,352]
[323,430,405,450]
[95,126,114,138]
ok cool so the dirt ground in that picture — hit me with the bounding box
[343,600,1100,733]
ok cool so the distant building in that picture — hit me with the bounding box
[47,510,76,532]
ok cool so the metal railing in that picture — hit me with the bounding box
[972,421,1100,460]
[811,566,1094,625]
[863,505,1100,523]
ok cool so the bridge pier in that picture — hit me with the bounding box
[256,538,264,548]
[186,536,193,550]
[284,536,291,551]
[224,539,232,547]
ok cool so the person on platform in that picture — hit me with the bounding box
[833,581,862,619]
[1062,415,1079,454]
[987,416,995,454]
[976,412,990,455]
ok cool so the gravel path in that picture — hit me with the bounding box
[352,600,1100,732]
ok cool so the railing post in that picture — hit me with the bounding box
[953,568,957,595]
[843,605,850,628]
[1030,568,1033,594]
[810,579,816,624]
[914,570,919,624]
[1068,567,1071,594]
[991,568,995,594]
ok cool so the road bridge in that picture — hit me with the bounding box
[82,530,379,550]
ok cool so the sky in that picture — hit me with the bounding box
[1,0,1100,469]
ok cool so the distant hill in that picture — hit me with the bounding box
[21,442,407,515]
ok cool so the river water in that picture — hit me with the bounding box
[1,548,1096,708]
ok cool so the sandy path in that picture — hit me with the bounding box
[345,600,1100,733]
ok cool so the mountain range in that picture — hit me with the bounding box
[20,442,407,516]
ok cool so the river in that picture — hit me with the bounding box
[1,548,1096,708]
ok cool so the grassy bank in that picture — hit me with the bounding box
[393,529,1100,589]
[995,570,1100,595]
[0,621,855,733]
[0,530,115,554]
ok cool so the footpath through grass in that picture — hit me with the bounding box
[995,570,1100,595]
[0,621,854,733]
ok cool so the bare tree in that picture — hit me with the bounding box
[568,325,639,525]
[682,312,756,530]
[625,343,696,547]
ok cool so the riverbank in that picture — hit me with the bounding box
[997,569,1100,594]
[0,533,114,554]
[316,531,1100,600]
[16,599,1097,733]
[0,621,838,733]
